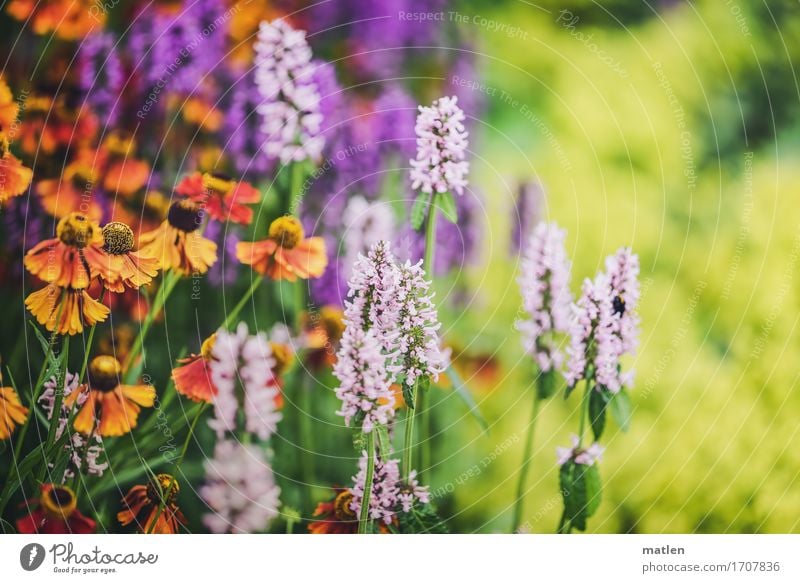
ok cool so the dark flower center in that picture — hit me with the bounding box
[102,222,135,255]
[88,355,122,392]
[167,200,203,232]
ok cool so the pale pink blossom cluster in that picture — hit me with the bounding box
[201,440,281,533]
[564,274,622,392]
[349,451,430,524]
[393,259,447,388]
[605,247,641,359]
[40,372,108,480]
[409,95,469,196]
[516,222,573,372]
[556,435,605,466]
[342,196,396,280]
[209,323,282,440]
[254,19,324,163]
[334,327,396,433]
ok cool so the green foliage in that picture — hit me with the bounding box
[435,192,458,223]
[589,389,609,441]
[395,503,449,534]
[559,461,602,532]
[410,194,430,231]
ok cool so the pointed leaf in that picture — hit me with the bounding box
[375,425,392,457]
[536,369,558,400]
[410,195,429,231]
[445,365,489,432]
[435,192,458,223]
[609,388,633,432]
[589,389,609,441]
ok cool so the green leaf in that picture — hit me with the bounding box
[352,429,367,451]
[445,365,489,432]
[609,388,633,432]
[410,195,430,231]
[536,369,558,400]
[559,461,602,532]
[589,389,609,441]
[435,192,458,223]
[564,382,577,400]
[375,425,392,457]
[396,503,449,533]
[402,381,415,410]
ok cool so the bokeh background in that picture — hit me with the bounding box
[429,0,800,533]
[1,0,798,533]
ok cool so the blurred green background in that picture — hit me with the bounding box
[424,0,800,533]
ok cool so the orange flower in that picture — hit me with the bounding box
[6,0,104,40]
[182,97,223,132]
[139,200,218,276]
[237,216,327,281]
[25,284,109,336]
[24,212,105,288]
[118,474,186,534]
[17,484,96,534]
[36,160,103,220]
[94,222,159,293]
[68,356,155,436]
[0,385,28,440]
[176,171,260,225]
[172,334,217,403]
[302,306,344,370]
[99,133,150,197]
[17,95,97,156]
[0,76,19,134]
[309,488,375,534]
[0,146,32,204]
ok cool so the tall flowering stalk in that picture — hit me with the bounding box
[557,246,641,533]
[406,95,469,485]
[254,19,324,164]
[512,222,572,532]
[334,241,438,532]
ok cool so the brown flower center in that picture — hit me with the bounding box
[147,473,180,505]
[320,307,346,344]
[41,484,77,519]
[102,222,135,255]
[88,355,122,392]
[333,490,356,520]
[167,200,203,233]
[57,213,96,248]
[269,342,293,376]
[268,216,304,249]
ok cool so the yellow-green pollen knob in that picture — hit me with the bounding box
[200,333,217,360]
[148,473,179,504]
[102,222,135,255]
[88,355,122,392]
[268,216,304,249]
[333,490,356,520]
[167,199,203,233]
[42,484,77,518]
[202,172,234,195]
[57,212,95,248]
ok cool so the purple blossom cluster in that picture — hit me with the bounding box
[40,372,107,480]
[342,196,396,280]
[516,222,573,373]
[556,435,604,467]
[349,451,430,524]
[221,69,273,178]
[392,260,447,388]
[201,440,281,533]
[564,246,642,392]
[79,32,124,127]
[208,323,282,440]
[510,181,544,254]
[254,19,324,164]
[410,96,470,196]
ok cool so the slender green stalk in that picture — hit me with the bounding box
[403,196,439,482]
[123,270,180,380]
[511,389,542,533]
[222,276,263,330]
[297,370,313,513]
[419,390,431,481]
[358,431,375,534]
[145,403,206,534]
[576,381,592,448]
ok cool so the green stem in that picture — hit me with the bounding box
[402,383,418,480]
[358,431,375,534]
[123,271,180,381]
[577,381,592,448]
[222,276,263,331]
[406,197,439,483]
[511,389,542,533]
[78,288,105,384]
[145,403,206,534]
